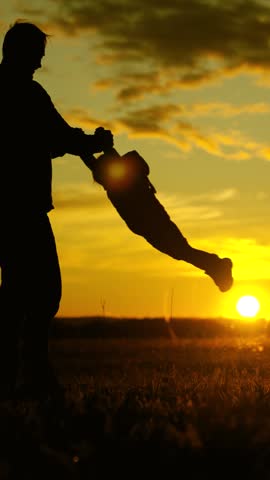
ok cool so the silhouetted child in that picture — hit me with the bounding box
[82,145,233,293]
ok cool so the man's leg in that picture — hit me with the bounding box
[0,283,21,396]
[14,214,62,399]
[0,216,29,397]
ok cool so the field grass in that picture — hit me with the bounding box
[2,333,270,479]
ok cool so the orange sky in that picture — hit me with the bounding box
[2,1,270,319]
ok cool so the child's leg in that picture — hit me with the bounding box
[144,224,233,292]
[109,189,233,291]
[179,245,233,292]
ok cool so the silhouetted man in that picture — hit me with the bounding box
[0,21,113,400]
[83,147,233,293]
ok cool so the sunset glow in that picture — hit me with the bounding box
[3,2,270,318]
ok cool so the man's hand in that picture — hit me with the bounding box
[90,127,114,153]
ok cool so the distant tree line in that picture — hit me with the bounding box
[50,317,269,339]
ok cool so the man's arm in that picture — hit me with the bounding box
[49,108,113,159]
[35,82,113,158]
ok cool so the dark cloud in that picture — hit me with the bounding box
[116,104,262,159]
[19,0,270,74]
[118,104,180,132]
[94,71,169,101]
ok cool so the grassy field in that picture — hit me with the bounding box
[2,330,270,479]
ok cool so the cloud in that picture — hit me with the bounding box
[53,182,109,209]
[221,237,270,281]
[208,188,237,202]
[64,108,113,131]
[117,104,180,131]
[62,102,270,161]
[51,182,270,283]
[50,183,240,278]
[17,0,270,94]
[94,71,169,102]
[157,189,237,228]
[115,105,261,160]
[181,102,270,117]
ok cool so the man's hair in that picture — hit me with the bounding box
[2,20,49,59]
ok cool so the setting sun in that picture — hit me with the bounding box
[236,295,260,318]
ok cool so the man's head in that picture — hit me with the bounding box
[2,21,49,77]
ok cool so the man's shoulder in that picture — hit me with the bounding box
[31,80,53,105]
[32,80,50,96]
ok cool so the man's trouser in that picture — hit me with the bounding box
[0,212,61,390]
